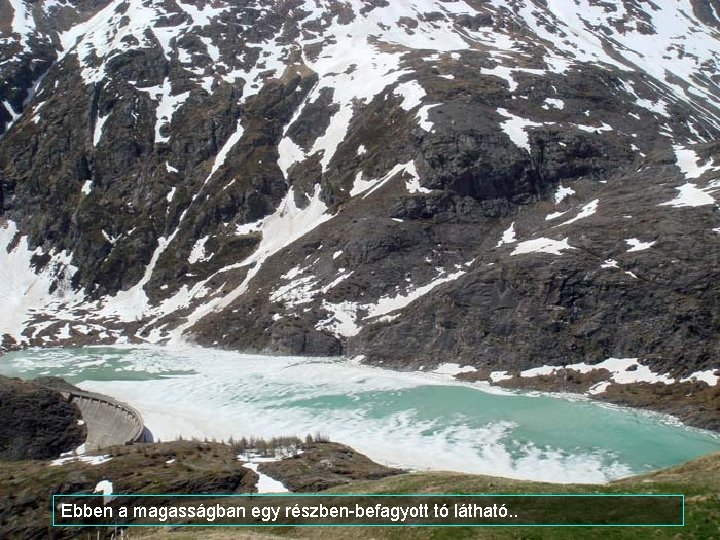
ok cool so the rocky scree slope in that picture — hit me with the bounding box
[0,0,719,404]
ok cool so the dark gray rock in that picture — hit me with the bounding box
[0,376,85,461]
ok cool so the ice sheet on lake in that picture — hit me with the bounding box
[4,346,716,485]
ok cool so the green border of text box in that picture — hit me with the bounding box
[52,493,685,528]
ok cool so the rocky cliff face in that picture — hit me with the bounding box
[0,375,85,460]
[0,1,719,399]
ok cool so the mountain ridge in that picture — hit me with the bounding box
[0,0,719,412]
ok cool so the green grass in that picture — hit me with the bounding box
[2,441,716,539]
[133,452,720,539]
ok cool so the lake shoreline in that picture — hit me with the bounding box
[450,367,720,433]
[1,340,718,433]
[1,344,718,484]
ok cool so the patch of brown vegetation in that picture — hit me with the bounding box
[257,441,403,492]
[0,441,256,539]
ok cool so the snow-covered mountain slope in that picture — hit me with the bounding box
[1,0,719,409]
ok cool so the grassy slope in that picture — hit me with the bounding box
[137,452,720,540]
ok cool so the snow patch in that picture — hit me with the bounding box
[206,119,245,185]
[0,221,80,345]
[319,267,467,338]
[170,186,333,340]
[545,211,567,221]
[403,162,430,194]
[558,199,599,226]
[394,80,425,110]
[543,98,564,110]
[93,113,109,146]
[50,454,112,467]
[137,78,190,144]
[601,259,619,269]
[587,382,611,395]
[417,104,439,132]
[363,269,466,322]
[242,462,290,494]
[188,236,211,265]
[521,358,675,386]
[352,162,418,198]
[496,222,516,247]
[626,238,656,252]
[277,136,305,179]
[554,186,575,204]
[490,371,513,383]
[433,363,477,376]
[317,300,360,337]
[94,479,114,504]
[497,108,542,152]
[674,146,716,180]
[576,122,612,134]
[8,0,36,51]
[511,237,574,256]
[680,369,719,387]
[660,183,716,208]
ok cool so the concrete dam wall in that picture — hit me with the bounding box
[61,390,147,451]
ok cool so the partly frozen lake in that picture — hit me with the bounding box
[1,346,718,484]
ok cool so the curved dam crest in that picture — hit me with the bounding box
[61,389,147,451]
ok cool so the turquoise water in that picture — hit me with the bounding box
[0,346,197,381]
[1,346,718,483]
